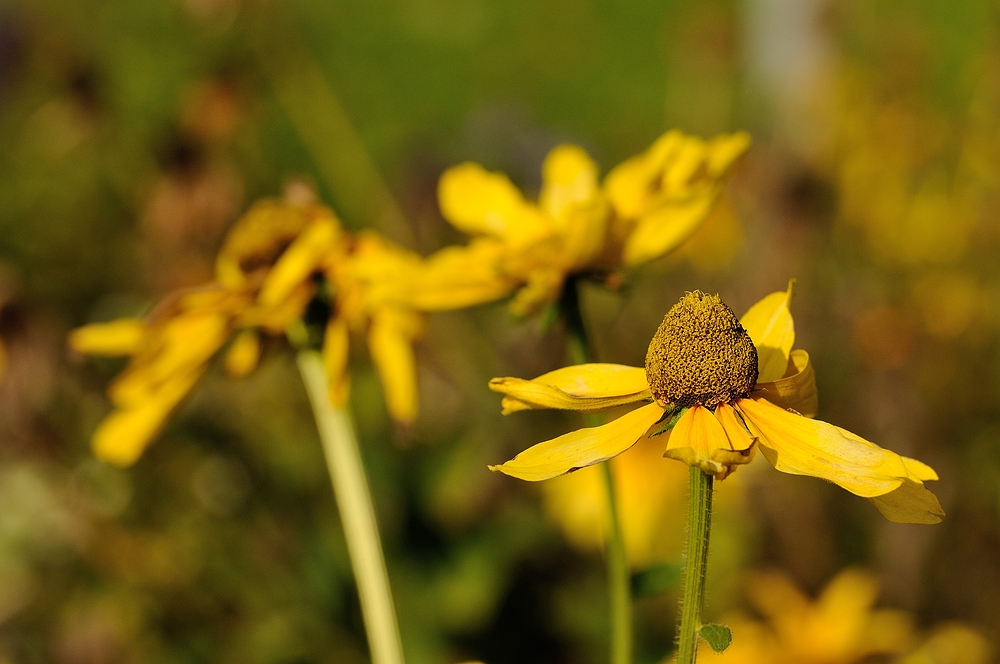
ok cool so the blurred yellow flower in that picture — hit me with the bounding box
[697,569,989,664]
[70,199,427,466]
[429,130,749,316]
[489,283,943,524]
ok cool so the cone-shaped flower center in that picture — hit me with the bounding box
[645,291,758,408]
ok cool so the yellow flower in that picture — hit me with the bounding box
[71,198,428,465]
[488,283,943,524]
[696,569,990,664]
[431,131,749,316]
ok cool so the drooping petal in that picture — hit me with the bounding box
[68,318,147,356]
[737,397,931,499]
[223,330,261,378]
[621,194,715,267]
[539,144,600,221]
[714,402,756,451]
[368,308,423,424]
[489,402,664,481]
[754,349,818,417]
[404,239,519,312]
[438,162,546,244]
[323,315,351,407]
[489,363,650,414]
[868,479,944,524]
[92,366,205,467]
[741,280,796,383]
[664,404,753,478]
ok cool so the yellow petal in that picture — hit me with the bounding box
[620,194,716,267]
[559,197,611,271]
[403,239,519,312]
[489,402,664,481]
[868,479,944,524]
[68,319,147,356]
[741,280,796,383]
[714,402,756,451]
[438,162,545,243]
[664,405,748,477]
[604,130,685,219]
[489,363,650,414]
[215,199,314,289]
[223,330,261,378]
[539,144,599,221]
[239,281,315,333]
[258,218,338,308]
[92,367,204,467]
[323,316,351,407]
[507,268,565,317]
[368,308,423,424]
[737,397,917,498]
[706,131,752,177]
[754,349,817,417]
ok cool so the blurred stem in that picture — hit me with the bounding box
[677,467,714,664]
[297,350,405,664]
[561,279,633,664]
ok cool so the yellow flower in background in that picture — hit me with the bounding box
[70,198,428,465]
[489,283,944,524]
[697,569,990,664]
[430,130,750,316]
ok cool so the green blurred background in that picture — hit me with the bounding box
[1,0,999,662]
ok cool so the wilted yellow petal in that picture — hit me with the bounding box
[868,479,944,524]
[539,144,599,221]
[223,330,261,378]
[754,349,817,417]
[741,280,796,383]
[323,316,351,407]
[92,367,204,467]
[258,218,338,308]
[69,319,147,356]
[738,397,922,498]
[368,309,423,424]
[438,162,545,244]
[489,363,650,414]
[489,402,664,481]
[621,195,716,266]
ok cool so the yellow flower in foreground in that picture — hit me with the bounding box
[71,199,427,465]
[429,130,749,316]
[697,569,989,664]
[488,283,943,524]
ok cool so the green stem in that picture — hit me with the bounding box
[561,279,633,664]
[677,467,714,664]
[297,350,405,664]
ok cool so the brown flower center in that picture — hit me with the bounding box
[644,291,758,408]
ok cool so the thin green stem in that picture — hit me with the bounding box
[561,279,633,664]
[297,350,405,664]
[677,467,714,664]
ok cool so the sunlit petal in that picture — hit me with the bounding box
[258,218,339,308]
[664,405,750,477]
[741,280,796,383]
[368,308,423,424]
[539,144,600,221]
[621,194,715,267]
[868,479,944,524]
[438,162,546,243]
[223,330,261,378]
[489,402,664,481]
[490,363,650,414]
[68,318,146,356]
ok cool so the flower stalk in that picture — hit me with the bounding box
[297,350,405,664]
[561,279,633,664]
[676,466,714,664]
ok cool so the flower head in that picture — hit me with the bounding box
[428,131,750,316]
[488,283,944,524]
[71,198,427,466]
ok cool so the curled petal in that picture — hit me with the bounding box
[69,319,146,356]
[754,349,818,417]
[738,398,941,510]
[741,280,796,383]
[490,402,664,481]
[490,363,650,414]
[665,405,753,478]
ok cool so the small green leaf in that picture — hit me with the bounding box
[699,624,732,653]
[648,407,685,437]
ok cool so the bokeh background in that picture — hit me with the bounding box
[1,0,999,662]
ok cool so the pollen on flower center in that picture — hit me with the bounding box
[644,291,758,408]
